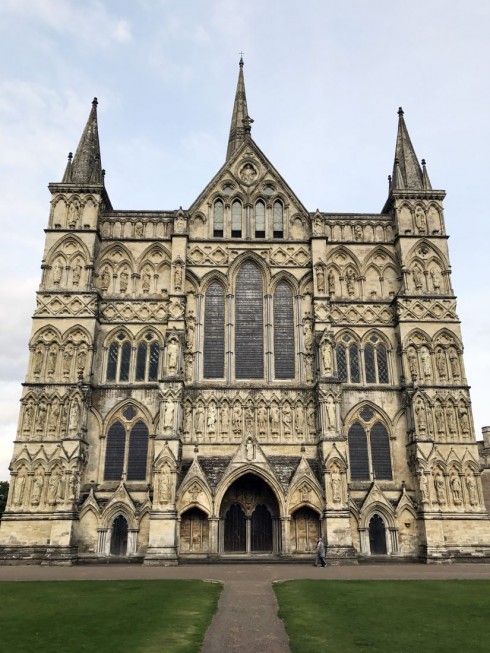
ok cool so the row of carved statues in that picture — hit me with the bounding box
[418,467,481,510]
[406,344,462,383]
[412,397,472,441]
[31,340,89,382]
[10,464,80,510]
[20,395,82,440]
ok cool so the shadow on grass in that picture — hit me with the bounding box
[0,579,222,653]
[274,580,490,653]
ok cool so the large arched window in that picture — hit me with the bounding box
[107,331,160,383]
[255,200,265,238]
[273,282,295,379]
[104,408,149,482]
[235,261,264,379]
[204,282,225,379]
[347,407,393,481]
[336,335,360,383]
[231,200,242,238]
[364,335,389,384]
[135,332,160,382]
[213,199,224,237]
[273,201,284,238]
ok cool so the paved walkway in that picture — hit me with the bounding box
[3,564,490,653]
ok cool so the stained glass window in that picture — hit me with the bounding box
[127,421,149,481]
[348,421,370,480]
[274,283,295,379]
[377,345,389,383]
[119,342,131,382]
[149,342,160,381]
[135,342,147,381]
[231,200,242,237]
[104,421,126,480]
[235,262,264,379]
[370,422,392,480]
[349,344,360,383]
[204,282,225,378]
[214,199,224,237]
[255,201,265,238]
[365,344,376,383]
[107,342,118,381]
[337,345,347,382]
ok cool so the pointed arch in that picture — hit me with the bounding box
[235,260,264,379]
[203,280,226,379]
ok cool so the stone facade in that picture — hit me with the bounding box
[2,61,490,564]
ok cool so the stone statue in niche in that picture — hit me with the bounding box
[415,401,427,434]
[414,206,427,233]
[312,213,323,236]
[435,349,447,380]
[246,438,254,461]
[33,345,44,376]
[282,402,292,435]
[316,265,325,294]
[100,267,110,291]
[76,348,87,376]
[173,263,183,292]
[270,403,280,436]
[220,404,229,436]
[434,405,445,435]
[354,224,363,241]
[307,404,315,433]
[48,469,62,505]
[326,396,336,430]
[303,320,313,353]
[244,404,254,435]
[434,473,446,505]
[240,163,257,184]
[331,468,342,503]
[412,266,423,290]
[419,473,429,503]
[166,339,179,375]
[69,472,79,502]
[164,401,174,431]
[68,400,80,434]
[174,211,186,234]
[232,404,242,434]
[60,402,68,434]
[159,467,171,504]
[119,270,129,293]
[142,270,151,293]
[183,404,192,434]
[186,313,196,351]
[37,403,47,433]
[466,473,478,506]
[48,402,60,432]
[67,201,80,228]
[328,269,336,296]
[63,344,74,377]
[135,222,144,237]
[72,260,82,286]
[448,348,460,379]
[321,338,333,375]
[419,347,432,380]
[450,475,462,504]
[257,405,267,435]
[430,268,442,292]
[184,355,193,383]
[31,469,44,506]
[52,260,63,285]
[46,345,57,376]
[304,355,314,383]
[13,469,27,506]
[299,482,311,503]
[458,406,470,435]
[23,403,34,432]
[207,403,217,434]
[407,348,418,380]
[295,404,304,435]
[446,404,457,437]
[195,404,204,435]
[345,269,356,296]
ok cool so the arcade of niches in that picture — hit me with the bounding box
[2,59,490,565]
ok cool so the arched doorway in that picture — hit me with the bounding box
[220,473,280,554]
[110,515,128,556]
[291,507,321,553]
[369,514,387,554]
[180,508,209,553]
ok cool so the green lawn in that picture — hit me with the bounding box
[274,580,490,653]
[0,579,222,653]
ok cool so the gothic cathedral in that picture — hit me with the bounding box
[2,60,490,564]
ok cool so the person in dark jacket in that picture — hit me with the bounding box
[316,537,327,567]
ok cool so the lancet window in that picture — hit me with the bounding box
[235,261,264,378]
[213,199,224,237]
[336,335,360,383]
[273,282,295,379]
[347,406,392,481]
[255,200,266,238]
[106,331,160,383]
[104,408,149,481]
[273,201,284,238]
[364,335,389,384]
[231,200,242,237]
[203,282,225,379]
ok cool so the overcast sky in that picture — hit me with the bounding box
[0,0,489,479]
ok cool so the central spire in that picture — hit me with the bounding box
[226,57,253,161]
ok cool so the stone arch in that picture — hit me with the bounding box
[45,234,91,267]
[200,270,229,294]
[270,269,298,295]
[176,478,212,517]
[215,466,285,518]
[103,398,154,433]
[229,251,271,287]
[288,477,323,514]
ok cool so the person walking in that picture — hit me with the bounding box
[316,537,327,567]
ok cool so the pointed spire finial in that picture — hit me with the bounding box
[226,58,251,160]
[390,107,423,190]
[398,106,404,116]
[65,97,103,185]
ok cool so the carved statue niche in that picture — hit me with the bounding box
[68,398,81,436]
[414,399,428,436]
[72,258,83,286]
[448,347,461,380]
[67,200,81,228]
[406,346,418,381]
[419,346,432,381]
[270,402,280,438]
[458,404,470,437]
[446,403,458,439]
[330,464,342,504]
[207,402,217,436]
[304,355,315,384]
[36,402,48,436]
[173,259,184,292]
[195,403,205,437]
[245,437,255,461]
[430,266,443,293]
[48,399,60,433]
[183,403,192,437]
[23,402,34,435]
[232,402,242,435]
[302,316,314,354]
[141,268,152,293]
[119,268,130,294]
[62,344,74,377]
[325,396,336,432]
[418,472,429,504]
[13,467,28,506]
[100,266,111,291]
[52,259,64,286]
[466,471,479,507]
[450,474,462,505]
[31,467,45,506]
[76,346,88,378]
[412,265,424,291]
[434,403,445,440]
[47,467,63,506]
[257,403,268,437]
[33,345,44,377]
[433,471,447,506]
[327,269,336,296]
[166,336,180,376]
[414,205,427,234]
[320,332,334,376]
[184,354,193,383]
[185,312,196,352]
[315,262,326,294]
[156,464,172,505]
[345,268,357,297]
[46,344,58,377]
[435,348,447,381]
[282,402,292,436]
[295,402,304,437]
[219,403,229,440]
[306,403,316,438]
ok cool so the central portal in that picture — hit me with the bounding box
[220,473,280,554]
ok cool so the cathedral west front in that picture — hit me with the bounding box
[2,59,490,564]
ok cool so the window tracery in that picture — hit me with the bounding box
[347,406,393,481]
[104,409,149,482]
[106,331,160,383]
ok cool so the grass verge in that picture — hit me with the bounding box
[274,579,490,653]
[0,579,222,653]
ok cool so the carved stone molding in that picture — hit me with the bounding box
[100,300,168,323]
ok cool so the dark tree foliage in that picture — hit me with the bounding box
[0,481,9,519]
